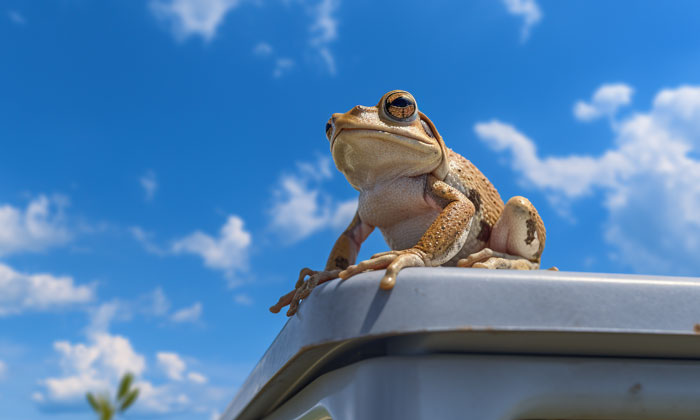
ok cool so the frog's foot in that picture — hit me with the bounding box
[457,248,539,270]
[473,256,539,270]
[269,268,340,316]
[339,248,427,290]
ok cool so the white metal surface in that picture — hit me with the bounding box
[267,355,700,420]
[221,269,700,420]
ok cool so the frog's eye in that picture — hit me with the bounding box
[420,119,435,138]
[384,91,417,121]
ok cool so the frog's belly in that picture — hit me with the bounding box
[358,175,488,261]
[379,212,440,251]
[358,176,441,251]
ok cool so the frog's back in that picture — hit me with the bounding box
[443,149,504,263]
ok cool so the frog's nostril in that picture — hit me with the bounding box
[325,119,334,139]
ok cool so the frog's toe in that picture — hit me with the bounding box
[457,248,497,267]
[473,256,539,270]
[380,251,426,290]
[338,254,396,279]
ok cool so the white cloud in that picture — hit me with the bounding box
[149,0,242,41]
[502,0,541,42]
[8,11,26,24]
[135,380,190,414]
[0,359,6,380]
[171,301,202,323]
[474,84,700,275]
[86,301,124,336]
[253,42,273,57]
[86,289,173,335]
[145,287,171,317]
[130,226,168,256]
[0,195,71,256]
[188,371,208,384]
[233,293,253,306]
[273,58,295,78]
[309,0,339,74]
[269,157,356,243]
[172,215,252,278]
[36,332,202,414]
[37,304,225,415]
[157,352,186,381]
[38,333,145,404]
[0,263,94,316]
[140,171,158,201]
[574,83,634,122]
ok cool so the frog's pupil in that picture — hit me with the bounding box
[325,122,332,133]
[391,97,412,108]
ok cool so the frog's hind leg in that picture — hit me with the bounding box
[458,196,545,270]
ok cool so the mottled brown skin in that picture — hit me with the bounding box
[270,90,549,316]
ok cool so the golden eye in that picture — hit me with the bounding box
[384,92,417,121]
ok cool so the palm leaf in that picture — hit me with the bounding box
[117,372,134,400]
[86,392,100,412]
[118,388,139,412]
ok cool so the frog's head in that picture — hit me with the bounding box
[326,90,450,190]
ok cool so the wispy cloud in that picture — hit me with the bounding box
[187,371,208,384]
[252,42,273,57]
[8,10,26,25]
[170,301,202,323]
[273,58,295,78]
[0,194,71,256]
[309,0,339,74]
[574,83,634,123]
[269,157,356,243]
[86,289,201,335]
[474,84,700,274]
[140,170,158,201]
[0,263,94,316]
[149,0,243,41]
[130,226,168,256]
[233,293,253,306]
[502,0,542,42]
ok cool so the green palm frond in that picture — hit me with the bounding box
[117,373,134,400]
[118,388,139,412]
[86,372,140,419]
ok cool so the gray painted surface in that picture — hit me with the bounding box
[221,268,700,420]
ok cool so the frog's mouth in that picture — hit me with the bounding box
[331,127,433,151]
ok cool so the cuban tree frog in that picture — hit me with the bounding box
[271,90,549,316]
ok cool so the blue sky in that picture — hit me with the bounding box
[3,0,700,418]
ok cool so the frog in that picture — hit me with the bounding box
[270,90,549,316]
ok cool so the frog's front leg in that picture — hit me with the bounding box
[339,176,475,290]
[269,212,374,316]
[458,196,545,270]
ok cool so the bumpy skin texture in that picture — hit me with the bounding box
[270,90,549,316]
